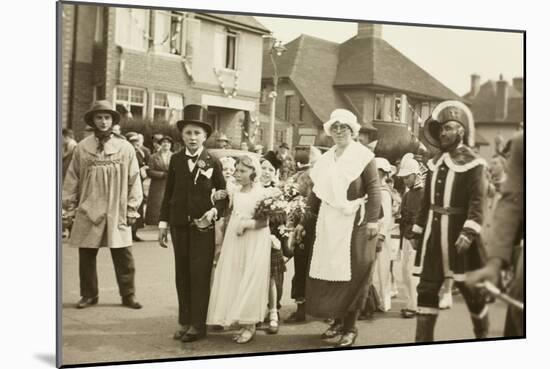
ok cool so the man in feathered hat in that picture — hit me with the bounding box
[411,101,489,341]
[63,100,144,309]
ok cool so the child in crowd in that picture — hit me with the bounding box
[207,156,272,344]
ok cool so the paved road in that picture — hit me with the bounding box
[61,226,507,366]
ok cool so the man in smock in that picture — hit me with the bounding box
[411,101,489,341]
[302,109,381,347]
[63,100,144,310]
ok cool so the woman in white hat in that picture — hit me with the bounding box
[296,109,381,347]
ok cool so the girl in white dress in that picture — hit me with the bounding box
[207,155,272,344]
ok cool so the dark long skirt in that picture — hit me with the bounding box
[305,221,377,318]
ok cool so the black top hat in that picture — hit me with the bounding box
[84,100,121,127]
[176,105,213,137]
[261,150,283,171]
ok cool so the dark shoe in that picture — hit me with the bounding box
[132,235,144,242]
[321,322,343,339]
[285,303,306,323]
[401,308,416,319]
[173,326,190,340]
[210,325,224,332]
[415,314,438,342]
[335,330,357,347]
[358,311,374,321]
[471,314,489,339]
[180,332,202,343]
[122,295,142,309]
[76,296,98,309]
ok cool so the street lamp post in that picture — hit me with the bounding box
[268,39,286,151]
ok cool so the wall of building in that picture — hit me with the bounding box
[61,4,75,129]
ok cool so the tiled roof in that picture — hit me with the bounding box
[200,13,270,33]
[463,80,524,123]
[263,35,348,124]
[334,36,462,101]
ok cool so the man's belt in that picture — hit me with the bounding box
[430,205,466,215]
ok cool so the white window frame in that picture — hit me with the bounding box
[393,94,402,123]
[214,28,240,71]
[152,91,184,124]
[153,10,186,57]
[114,8,150,51]
[114,86,147,120]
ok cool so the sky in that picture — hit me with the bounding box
[255,16,524,96]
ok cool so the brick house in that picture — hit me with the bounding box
[260,23,472,155]
[61,3,270,144]
[463,74,524,160]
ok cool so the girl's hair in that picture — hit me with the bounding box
[236,155,258,182]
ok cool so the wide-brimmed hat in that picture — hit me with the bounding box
[396,153,420,177]
[125,131,139,142]
[423,100,475,148]
[84,100,120,127]
[279,142,290,150]
[216,133,229,142]
[262,150,283,171]
[159,135,173,145]
[323,109,361,138]
[375,157,392,175]
[176,105,213,137]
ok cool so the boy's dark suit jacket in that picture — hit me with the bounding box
[159,148,227,331]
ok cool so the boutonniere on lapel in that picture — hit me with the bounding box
[194,158,214,184]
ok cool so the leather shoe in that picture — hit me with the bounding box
[180,332,204,343]
[321,322,343,339]
[122,295,142,309]
[173,326,190,340]
[76,296,98,309]
[132,235,144,242]
[336,331,357,348]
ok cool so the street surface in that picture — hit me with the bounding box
[61,226,507,366]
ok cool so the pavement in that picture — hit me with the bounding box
[61,226,508,366]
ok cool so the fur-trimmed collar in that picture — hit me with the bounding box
[428,145,486,173]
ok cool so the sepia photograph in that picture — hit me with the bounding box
[57,0,525,367]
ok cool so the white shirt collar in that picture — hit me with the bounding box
[185,146,204,158]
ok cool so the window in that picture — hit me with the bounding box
[299,100,305,121]
[260,82,269,104]
[154,11,185,55]
[225,30,237,70]
[275,130,285,145]
[152,92,184,124]
[374,94,384,120]
[256,128,264,142]
[115,8,149,50]
[393,95,402,123]
[207,111,219,131]
[284,95,292,121]
[420,102,430,120]
[114,86,146,119]
[214,28,239,70]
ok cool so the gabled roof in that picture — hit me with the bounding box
[199,13,270,34]
[263,35,348,124]
[463,79,524,123]
[334,36,462,101]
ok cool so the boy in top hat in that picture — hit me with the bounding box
[158,104,228,342]
[63,100,144,309]
[411,101,489,341]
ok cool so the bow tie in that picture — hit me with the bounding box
[186,154,198,163]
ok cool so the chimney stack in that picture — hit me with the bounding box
[512,77,524,95]
[495,74,508,121]
[470,74,480,97]
[357,23,382,39]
